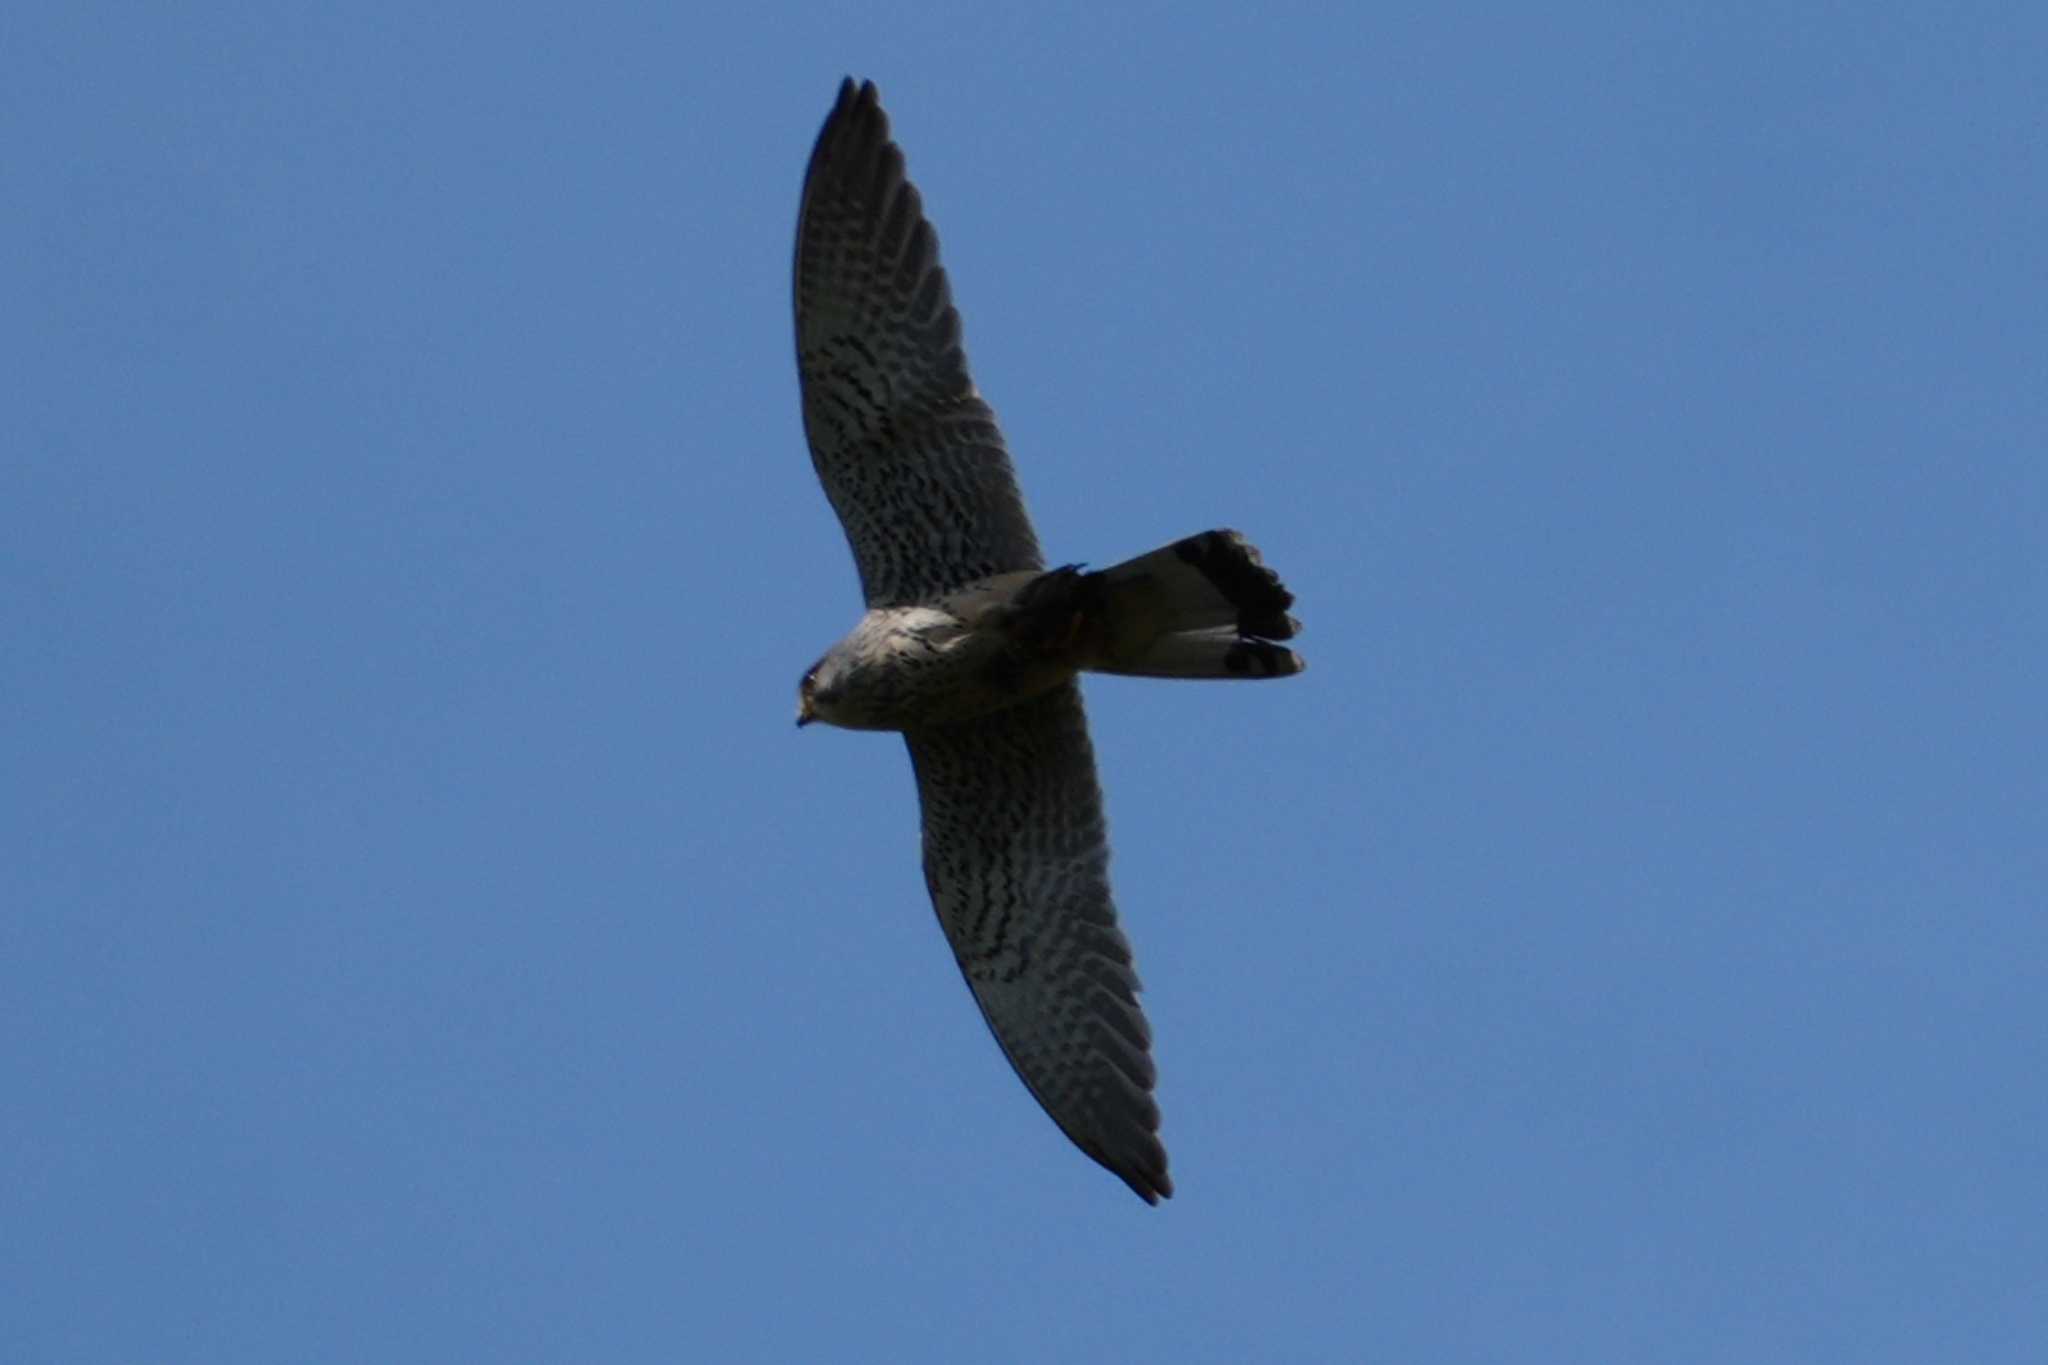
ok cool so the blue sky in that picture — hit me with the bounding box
[7,4,2045,1361]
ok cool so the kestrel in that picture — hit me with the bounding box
[793,78,1303,1203]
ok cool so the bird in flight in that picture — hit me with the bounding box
[793,78,1304,1203]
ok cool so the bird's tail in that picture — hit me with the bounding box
[1073,530,1304,679]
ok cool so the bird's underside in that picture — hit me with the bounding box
[793,77,1303,1204]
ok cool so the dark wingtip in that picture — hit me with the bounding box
[834,76,877,112]
[1106,1151,1174,1205]
[810,78,888,178]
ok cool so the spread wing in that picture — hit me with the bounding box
[794,79,1043,608]
[903,683,1171,1203]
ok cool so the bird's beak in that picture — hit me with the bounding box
[796,697,814,728]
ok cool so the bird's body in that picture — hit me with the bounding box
[792,78,1303,1204]
[799,574,1061,731]
[801,536,1301,731]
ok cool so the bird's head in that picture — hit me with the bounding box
[795,654,841,728]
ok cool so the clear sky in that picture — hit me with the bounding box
[7,4,2044,1361]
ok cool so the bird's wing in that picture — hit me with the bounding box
[903,682,1171,1203]
[795,79,1043,608]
